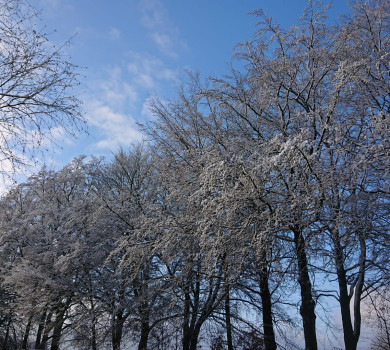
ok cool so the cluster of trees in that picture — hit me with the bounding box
[0,0,389,349]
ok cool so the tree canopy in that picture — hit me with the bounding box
[0,1,389,350]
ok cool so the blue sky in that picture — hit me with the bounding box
[36,0,350,167]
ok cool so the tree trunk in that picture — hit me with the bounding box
[224,285,233,350]
[36,309,53,350]
[333,228,366,350]
[292,227,317,350]
[50,305,67,350]
[2,318,10,350]
[138,321,150,350]
[258,247,277,350]
[333,229,355,350]
[189,324,201,350]
[352,235,366,349]
[136,270,151,350]
[182,285,191,350]
[91,314,97,350]
[22,316,32,350]
[182,285,201,350]
[35,310,47,349]
[112,311,124,350]
[40,314,52,350]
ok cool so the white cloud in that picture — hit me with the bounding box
[86,100,143,151]
[49,126,74,146]
[109,27,121,40]
[151,32,177,58]
[85,51,178,152]
[127,52,177,90]
[138,0,166,29]
[84,58,176,152]
[97,66,138,108]
[141,97,155,119]
[138,0,186,57]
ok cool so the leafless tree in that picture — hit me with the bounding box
[0,0,85,177]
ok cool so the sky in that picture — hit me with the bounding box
[33,0,351,168]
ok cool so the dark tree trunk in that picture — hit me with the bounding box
[189,325,201,350]
[224,285,233,350]
[91,314,97,350]
[292,227,317,350]
[258,247,277,350]
[182,274,201,350]
[182,262,222,350]
[36,309,53,350]
[35,310,47,349]
[333,229,355,350]
[40,315,52,350]
[88,296,98,350]
[22,316,32,350]
[333,228,366,350]
[352,235,366,349]
[112,311,124,350]
[2,318,10,350]
[138,321,150,350]
[50,304,68,350]
[182,285,192,350]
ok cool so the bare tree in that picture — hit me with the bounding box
[0,0,85,176]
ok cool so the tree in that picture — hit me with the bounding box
[143,1,390,349]
[0,0,84,177]
[0,157,96,350]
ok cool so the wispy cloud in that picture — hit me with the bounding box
[84,66,143,151]
[127,52,177,90]
[138,0,186,57]
[109,27,121,40]
[141,97,156,119]
[86,100,143,150]
[97,66,138,108]
[84,53,177,152]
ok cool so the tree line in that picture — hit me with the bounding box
[0,0,389,349]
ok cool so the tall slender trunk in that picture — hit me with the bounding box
[189,325,201,350]
[88,273,98,350]
[137,263,151,350]
[182,271,201,350]
[352,235,366,348]
[22,316,32,349]
[91,315,97,350]
[138,321,150,350]
[40,311,53,350]
[292,227,317,350]
[91,300,97,350]
[51,300,70,350]
[333,228,366,350]
[137,289,150,350]
[36,309,53,350]
[112,310,124,350]
[224,284,233,350]
[182,261,221,350]
[333,229,354,349]
[258,246,277,350]
[2,318,10,350]
[35,309,47,349]
[182,285,191,350]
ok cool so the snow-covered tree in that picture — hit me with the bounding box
[0,0,84,177]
